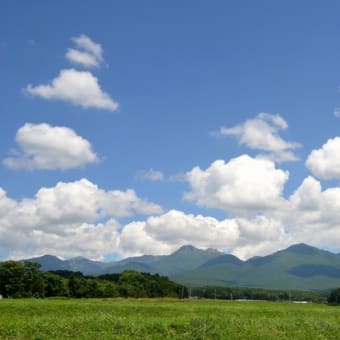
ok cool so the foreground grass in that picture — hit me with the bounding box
[0,298,339,339]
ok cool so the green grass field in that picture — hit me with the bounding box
[0,298,339,339]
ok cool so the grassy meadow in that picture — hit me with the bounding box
[0,298,339,339]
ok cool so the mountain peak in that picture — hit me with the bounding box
[69,256,97,262]
[174,245,221,254]
[26,254,63,262]
[175,245,198,253]
[285,243,319,255]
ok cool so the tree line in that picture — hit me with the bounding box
[0,261,180,298]
[1,260,339,303]
[189,286,331,303]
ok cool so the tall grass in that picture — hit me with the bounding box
[0,298,339,339]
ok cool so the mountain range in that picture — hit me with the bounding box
[23,244,340,291]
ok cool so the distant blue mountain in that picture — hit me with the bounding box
[21,243,340,291]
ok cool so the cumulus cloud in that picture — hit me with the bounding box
[0,177,286,261]
[145,210,239,248]
[99,188,163,218]
[2,174,340,260]
[305,137,340,180]
[289,176,340,228]
[0,189,16,216]
[118,210,286,259]
[0,179,163,260]
[3,123,98,170]
[185,155,289,215]
[25,69,119,111]
[66,34,104,68]
[2,179,162,232]
[284,176,340,249]
[5,219,121,261]
[3,145,340,260]
[219,175,340,259]
[119,210,239,257]
[136,169,165,181]
[217,113,300,162]
[35,179,163,224]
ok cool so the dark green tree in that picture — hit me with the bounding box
[43,272,68,297]
[85,279,99,298]
[23,261,45,297]
[68,276,88,298]
[328,288,340,304]
[118,271,147,298]
[0,261,25,298]
[97,280,119,298]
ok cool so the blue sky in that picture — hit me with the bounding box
[1,1,340,261]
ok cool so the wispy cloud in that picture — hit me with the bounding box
[136,169,165,181]
[66,34,104,68]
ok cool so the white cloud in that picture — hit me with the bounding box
[236,215,283,242]
[118,221,172,257]
[30,179,163,225]
[3,147,340,261]
[289,176,322,212]
[34,179,102,227]
[7,220,121,261]
[66,34,104,68]
[0,179,163,260]
[289,176,340,228]
[225,175,340,258]
[72,34,103,63]
[3,123,98,170]
[285,176,340,249]
[99,188,163,218]
[0,188,16,216]
[118,210,285,259]
[185,155,289,215]
[2,174,340,260]
[136,169,165,181]
[118,210,240,257]
[217,113,300,162]
[25,69,119,111]
[0,177,286,261]
[231,240,287,261]
[145,210,239,248]
[305,137,340,180]
[66,49,100,68]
